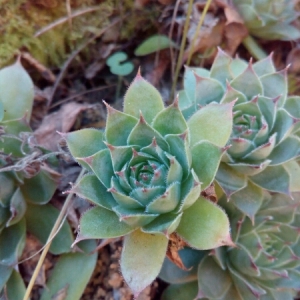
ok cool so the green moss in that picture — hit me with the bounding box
[0,0,115,67]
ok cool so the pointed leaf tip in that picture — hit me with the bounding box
[219,234,236,248]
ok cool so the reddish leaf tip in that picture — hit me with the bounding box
[151,137,157,147]
[139,112,146,124]
[220,234,236,248]
[173,95,179,107]
[104,142,116,151]
[132,148,139,157]
[80,155,93,165]
[250,95,258,104]
[179,130,188,141]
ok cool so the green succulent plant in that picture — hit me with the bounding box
[63,71,235,296]
[0,61,74,295]
[232,0,300,41]
[160,192,300,300]
[179,49,300,221]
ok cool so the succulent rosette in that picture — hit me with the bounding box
[64,71,235,296]
[179,49,300,220]
[0,62,73,293]
[160,192,300,300]
[232,0,300,41]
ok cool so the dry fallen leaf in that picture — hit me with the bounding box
[223,5,248,55]
[166,232,189,270]
[34,102,89,151]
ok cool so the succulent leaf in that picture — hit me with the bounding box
[40,241,98,300]
[187,102,234,148]
[176,197,231,250]
[124,72,164,123]
[25,203,73,255]
[121,229,168,298]
[0,60,34,122]
[76,206,133,241]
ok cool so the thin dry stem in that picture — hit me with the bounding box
[171,0,194,100]
[187,0,213,65]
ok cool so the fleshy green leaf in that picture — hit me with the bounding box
[210,48,232,86]
[197,256,232,299]
[253,54,276,76]
[20,169,57,205]
[250,165,290,195]
[271,109,296,144]
[257,96,277,129]
[72,174,116,209]
[146,182,181,214]
[187,102,234,147]
[161,282,199,300]
[165,133,191,180]
[5,270,26,300]
[216,163,247,197]
[121,229,168,297]
[230,181,263,221]
[0,172,15,207]
[179,170,201,211]
[134,34,177,56]
[191,141,223,190]
[76,207,132,241]
[6,188,26,226]
[142,213,182,236]
[268,136,300,165]
[228,160,271,176]
[176,197,231,250]
[124,73,164,123]
[105,105,138,146]
[80,148,114,187]
[127,115,169,150]
[194,75,225,106]
[25,203,73,255]
[220,83,247,105]
[77,206,133,241]
[65,128,106,170]
[0,265,13,292]
[284,160,300,192]
[152,99,188,136]
[40,241,97,300]
[0,60,34,122]
[230,62,263,99]
[0,218,25,266]
[112,205,158,227]
[260,69,287,107]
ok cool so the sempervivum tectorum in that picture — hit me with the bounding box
[160,192,300,300]
[232,0,300,41]
[63,70,235,297]
[179,48,300,220]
